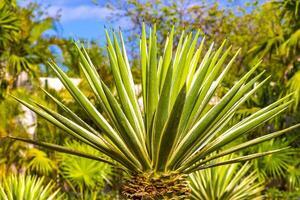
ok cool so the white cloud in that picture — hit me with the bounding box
[47,5,118,22]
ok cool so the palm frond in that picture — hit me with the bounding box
[25,148,56,175]
[58,139,112,190]
[253,138,296,179]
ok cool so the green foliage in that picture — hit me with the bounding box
[1,0,300,198]
[252,138,300,193]
[275,0,300,26]
[287,160,300,191]
[0,174,61,200]
[0,2,19,46]
[287,69,300,111]
[24,148,56,176]
[58,139,112,190]
[0,1,19,98]
[254,138,293,179]
[189,155,264,200]
[0,0,70,96]
[4,4,54,77]
[0,89,34,174]
[121,2,299,195]
[55,40,109,78]
[109,0,273,79]
[0,91,22,135]
[266,187,300,199]
[248,0,300,114]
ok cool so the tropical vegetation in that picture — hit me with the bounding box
[189,155,264,200]
[0,0,300,199]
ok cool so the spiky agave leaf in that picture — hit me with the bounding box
[0,174,61,200]
[189,155,264,200]
[8,24,300,199]
[286,70,300,111]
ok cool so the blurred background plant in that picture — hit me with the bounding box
[57,139,113,200]
[0,0,299,198]
[189,155,264,200]
[0,174,62,200]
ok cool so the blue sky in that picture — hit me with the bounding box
[19,0,129,43]
[18,0,259,42]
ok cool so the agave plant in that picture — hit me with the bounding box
[0,174,61,200]
[189,155,264,200]
[8,24,300,199]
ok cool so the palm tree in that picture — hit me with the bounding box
[248,0,300,112]
[0,0,19,97]
[0,1,63,97]
[0,1,18,48]
[8,24,300,199]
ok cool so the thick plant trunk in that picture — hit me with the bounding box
[122,172,191,199]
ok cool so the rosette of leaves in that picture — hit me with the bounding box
[0,174,61,200]
[9,24,300,199]
[189,155,264,200]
